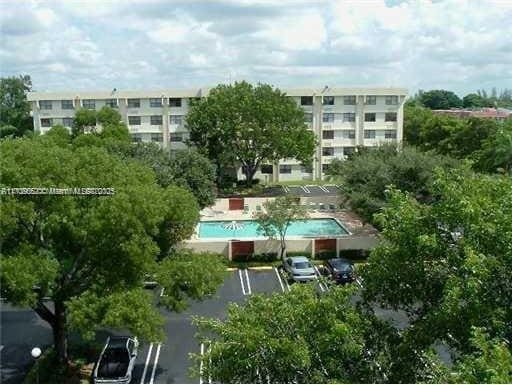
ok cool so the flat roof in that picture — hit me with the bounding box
[27,86,407,101]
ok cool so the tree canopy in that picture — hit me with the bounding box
[0,135,226,365]
[193,285,396,384]
[361,168,512,375]
[186,81,316,184]
[0,74,33,136]
[325,144,458,224]
[419,89,462,109]
[255,195,308,258]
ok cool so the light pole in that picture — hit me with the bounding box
[31,347,42,383]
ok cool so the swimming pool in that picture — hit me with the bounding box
[198,218,349,239]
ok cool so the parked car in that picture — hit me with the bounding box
[283,256,317,282]
[92,336,139,384]
[323,258,355,284]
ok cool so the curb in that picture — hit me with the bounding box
[226,266,275,271]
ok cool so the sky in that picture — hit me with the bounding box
[1,0,511,96]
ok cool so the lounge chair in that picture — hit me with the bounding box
[255,205,262,213]
[329,203,336,212]
[309,202,317,211]
[319,203,326,211]
[243,204,250,214]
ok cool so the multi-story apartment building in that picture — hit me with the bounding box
[27,86,407,182]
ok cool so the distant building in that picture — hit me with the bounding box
[432,107,511,120]
[27,86,407,182]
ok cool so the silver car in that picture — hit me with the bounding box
[283,256,317,282]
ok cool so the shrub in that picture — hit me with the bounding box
[315,250,337,260]
[338,249,369,260]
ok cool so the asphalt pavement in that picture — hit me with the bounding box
[1,267,411,384]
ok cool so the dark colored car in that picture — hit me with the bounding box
[323,258,355,284]
[92,336,138,384]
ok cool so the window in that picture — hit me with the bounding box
[170,133,183,142]
[82,99,95,109]
[151,133,163,142]
[260,164,273,174]
[300,96,313,106]
[127,99,140,108]
[342,130,355,139]
[170,115,183,125]
[343,113,356,122]
[385,129,397,139]
[385,95,398,105]
[150,98,162,107]
[150,115,163,125]
[322,164,330,173]
[61,100,74,110]
[322,113,335,123]
[304,113,313,123]
[322,130,334,140]
[132,133,142,143]
[322,147,334,156]
[364,113,376,122]
[385,112,397,122]
[364,130,376,139]
[105,99,118,108]
[323,96,334,105]
[365,95,377,105]
[279,165,292,174]
[128,116,141,125]
[169,98,182,107]
[62,118,74,127]
[301,164,313,173]
[40,118,52,127]
[344,147,355,156]
[343,95,356,105]
[40,100,52,110]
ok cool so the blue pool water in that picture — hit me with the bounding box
[198,218,348,239]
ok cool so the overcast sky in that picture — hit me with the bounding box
[1,0,511,96]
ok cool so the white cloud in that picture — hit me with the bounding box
[0,0,511,95]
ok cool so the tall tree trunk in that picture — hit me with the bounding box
[244,165,258,186]
[53,300,69,366]
[280,236,287,261]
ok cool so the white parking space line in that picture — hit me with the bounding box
[199,343,205,385]
[356,278,363,288]
[207,344,212,384]
[282,185,290,193]
[149,343,162,384]
[141,343,154,384]
[274,267,285,293]
[319,185,329,193]
[160,287,165,297]
[238,269,247,295]
[313,266,327,292]
[301,185,311,194]
[244,269,252,295]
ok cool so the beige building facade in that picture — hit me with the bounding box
[27,86,407,182]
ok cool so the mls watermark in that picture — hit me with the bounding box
[1,187,115,196]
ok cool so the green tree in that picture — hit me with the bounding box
[463,93,486,108]
[186,81,316,185]
[255,195,308,258]
[45,125,72,147]
[325,145,458,224]
[403,105,434,146]
[72,108,97,136]
[169,149,217,208]
[193,285,396,383]
[474,120,512,174]
[419,89,462,109]
[361,168,512,364]
[0,74,33,136]
[119,143,217,208]
[0,137,226,366]
[447,328,512,383]
[448,117,497,158]
[96,105,122,126]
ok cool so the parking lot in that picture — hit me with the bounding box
[131,267,332,384]
[1,267,376,384]
[281,184,341,197]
